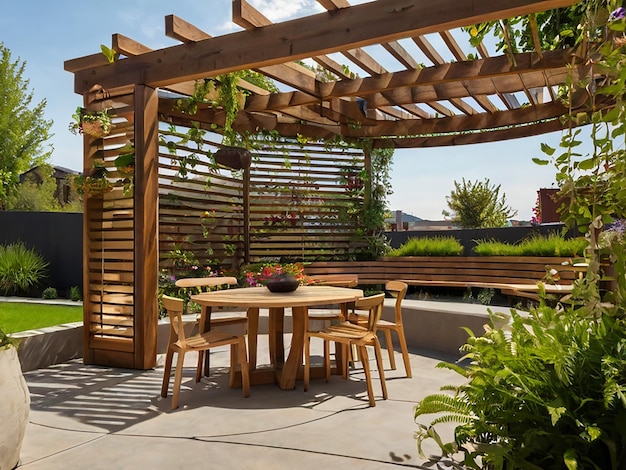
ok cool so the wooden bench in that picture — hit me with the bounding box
[304,256,585,300]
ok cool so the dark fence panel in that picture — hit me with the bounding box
[0,211,82,296]
[385,224,572,254]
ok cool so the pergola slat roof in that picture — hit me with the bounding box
[66,0,583,148]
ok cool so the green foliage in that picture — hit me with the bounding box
[416,3,626,468]
[414,303,626,469]
[41,287,58,300]
[387,236,464,257]
[5,164,78,212]
[69,286,82,302]
[472,233,589,257]
[0,327,17,348]
[100,44,117,63]
[68,106,112,136]
[340,143,394,260]
[0,43,53,209]
[0,302,82,334]
[0,242,48,296]
[443,178,518,228]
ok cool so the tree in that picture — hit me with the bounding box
[0,43,53,209]
[6,164,82,212]
[442,178,517,228]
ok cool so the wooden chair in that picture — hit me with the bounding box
[306,274,359,323]
[174,276,247,328]
[350,281,412,378]
[160,295,250,410]
[304,293,387,407]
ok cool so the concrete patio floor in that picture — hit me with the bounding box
[19,333,466,469]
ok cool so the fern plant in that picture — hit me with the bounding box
[414,299,626,469]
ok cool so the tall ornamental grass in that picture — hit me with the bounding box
[386,236,464,256]
[472,233,588,257]
[0,242,48,296]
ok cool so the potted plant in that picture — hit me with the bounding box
[69,107,113,138]
[72,161,113,196]
[0,328,30,470]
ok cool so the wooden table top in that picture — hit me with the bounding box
[191,285,363,308]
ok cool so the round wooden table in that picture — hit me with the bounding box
[191,285,363,390]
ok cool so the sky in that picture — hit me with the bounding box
[0,0,569,221]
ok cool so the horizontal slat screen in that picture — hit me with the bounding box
[158,127,367,274]
[84,87,136,350]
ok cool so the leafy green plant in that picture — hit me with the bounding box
[415,3,626,468]
[69,286,82,302]
[414,301,626,469]
[41,287,57,300]
[472,233,588,257]
[68,107,112,137]
[0,327,17,348]
[442,178,517,228]
[387,236,464,257]
[72,160,112,196]
[0,242,48,296]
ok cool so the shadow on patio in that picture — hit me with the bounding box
[20,335,464,470]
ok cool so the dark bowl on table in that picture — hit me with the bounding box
[265,275,299,293]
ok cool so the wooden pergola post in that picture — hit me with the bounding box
[132,85,160,369]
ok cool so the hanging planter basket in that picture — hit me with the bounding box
[80,120,109,138]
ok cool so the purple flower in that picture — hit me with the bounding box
[609,7,625,21]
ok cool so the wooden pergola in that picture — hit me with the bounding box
[65,0,583,369]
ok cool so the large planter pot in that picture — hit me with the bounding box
[0,346,30,470]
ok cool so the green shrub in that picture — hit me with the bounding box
[414,300,626,468]
[387,236,464,256]
[0,242,48,296]
[69,286,82,302]
[473,233,588,257]
[0,327,18,348]
[41,287,58,299]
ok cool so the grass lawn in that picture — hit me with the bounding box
[0,302,82,333]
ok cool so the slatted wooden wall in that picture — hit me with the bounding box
[83,85,159,370]
[83,85,137,366]
[248,141,367,261]
[157,127,367,274]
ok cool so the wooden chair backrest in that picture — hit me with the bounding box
[385,281,407,325]
[175,276,238,288]
[309,274,358,287]
[354,293,385,332]
[162,295,187,347]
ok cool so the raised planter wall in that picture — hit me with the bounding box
[305,256,580,285]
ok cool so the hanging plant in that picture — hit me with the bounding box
[72,161,112,196]
[69,107,113,138]
[114,146,135,195]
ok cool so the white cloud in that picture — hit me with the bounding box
[249,0,323,22]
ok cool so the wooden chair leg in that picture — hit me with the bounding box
[373,338,388,400]
[161,348,174,398]
[341,343,349,379]
[171,351,186,410]
[238,339,250,398]
[196,350,205,383]
[303,335,310,392]
[358,345,375,407]
[228,344,237,388]
[383,328,396,370]
[396,327,412,378]
[324,339,331,382]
